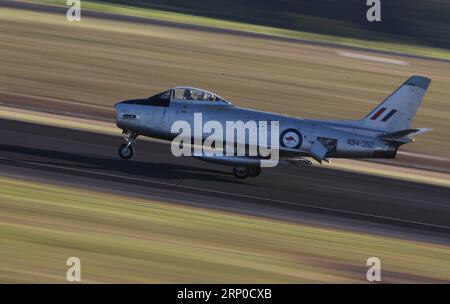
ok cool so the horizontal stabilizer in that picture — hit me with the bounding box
[378,128,432,143]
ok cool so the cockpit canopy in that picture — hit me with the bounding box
[171,87,229,103]
[148,87,231,106]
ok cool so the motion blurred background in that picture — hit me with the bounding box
[2,0,450,157]
[0,0,449,283]
[103,0,450,50]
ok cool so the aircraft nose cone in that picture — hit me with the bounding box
[115,102,127,115]
[115,100,131,111]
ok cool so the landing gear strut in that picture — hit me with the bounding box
[232,166,261,179]
[118,131,138,159]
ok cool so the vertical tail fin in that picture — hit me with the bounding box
[359,76,431,132]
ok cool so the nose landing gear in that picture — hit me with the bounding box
[119,131,138,159]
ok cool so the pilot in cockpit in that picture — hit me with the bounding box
[195,91,205,100]
[204,92,214,101]
[183,89,193,100]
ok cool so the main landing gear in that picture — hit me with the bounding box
[232,166,261,179]
[118,131,138,159]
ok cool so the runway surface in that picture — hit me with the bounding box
[1,118,450,241]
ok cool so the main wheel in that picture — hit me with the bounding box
[118,144,134,159]
[233,166,250,179]
[249,166,261,177]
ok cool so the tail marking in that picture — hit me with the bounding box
[381,109,397,122]
[370,107,387,120]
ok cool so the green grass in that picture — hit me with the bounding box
[32,0,450,61]
[1,176,449,283]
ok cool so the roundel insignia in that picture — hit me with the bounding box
[280,129,302,149]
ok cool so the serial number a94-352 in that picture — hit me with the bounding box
[347,138,374,148]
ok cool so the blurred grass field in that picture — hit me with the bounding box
[1,176,449,283]
[1,7,450,158]
[32,0,450,60]
[2,3,450,285]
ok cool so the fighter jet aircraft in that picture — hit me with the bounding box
[115,76,431,179]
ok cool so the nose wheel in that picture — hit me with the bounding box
[119,143,134,159]
[119,130,138,160]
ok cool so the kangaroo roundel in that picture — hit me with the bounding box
[281,129,302,149]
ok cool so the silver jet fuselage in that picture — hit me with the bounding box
[115,77,430,178]
[116,95,396,161]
